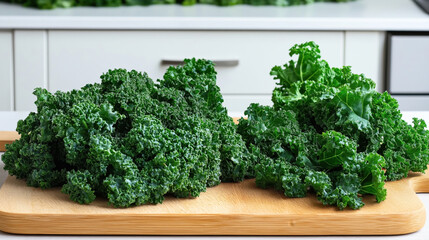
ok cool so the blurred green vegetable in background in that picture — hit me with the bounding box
[0,0,352,10]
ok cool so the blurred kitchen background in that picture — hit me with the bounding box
[0,0,428,116]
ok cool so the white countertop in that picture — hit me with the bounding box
[0,111,428,239]
[0,0,428,30]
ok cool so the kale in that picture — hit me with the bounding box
[3,42,427,211]
[2,0,353,9]
[2,59,249,207]
[238,41,427,210]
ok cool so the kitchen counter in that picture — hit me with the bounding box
[0,0,428,30]
[0,111,428,239]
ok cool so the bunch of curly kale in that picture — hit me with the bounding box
[2,42,429,210]
[237,42,429,209]
[2,59,252,207]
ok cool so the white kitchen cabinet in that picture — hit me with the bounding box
[0,31,13,111]
[2,0,426,112]
[47,31,344,93]
[393,96,429,111]
[14,30,48,111]
[46,30,343,113]
[9,29,387,114]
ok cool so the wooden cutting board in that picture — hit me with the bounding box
[0,131,19,151]
[0,131,429,235]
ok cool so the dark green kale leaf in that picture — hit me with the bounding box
[317,131,356,169]
[61,170,96,204]
[358,153,386,203]
[255,157,308,198]
[270,41,429,181]
[370,92,429,180]
[159,59,251,182]
[2,58,245,207]
[333,88,373,131]
[318,172,364,210]
[238,41,428,210]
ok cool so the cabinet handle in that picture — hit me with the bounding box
[161,59,239,67]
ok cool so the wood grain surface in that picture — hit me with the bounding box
[0,171,428,235]
[0,131,428,235]
[0,131,19,151]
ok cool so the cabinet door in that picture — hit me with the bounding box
[48,30,343,113]
[388,34,429,94]
[0,31,13,111]
[14,30,48,111]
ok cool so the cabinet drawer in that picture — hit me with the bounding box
[392,95,429,111]
[48,31,344,95]
[388,34,429,94]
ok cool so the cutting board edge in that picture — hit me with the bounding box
[0,205,425,235]
[411,169,429,193]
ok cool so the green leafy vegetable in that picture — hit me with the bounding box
[2,59,250,207]
[238,41,427,210]
[1,0,353,9]
[3,41,427,211]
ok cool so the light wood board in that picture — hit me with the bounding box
[0,131,428,235]
[0,170,428,235]
[0,131,19,152]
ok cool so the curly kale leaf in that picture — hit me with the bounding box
[271,41,334,108]
[238,41,428,210]
[270,41,429,180]
[370,92,429,180]
[255,157,308,198]
[238,103,312,164]
[61,170,96,204]
[2,58,247,208]
[318,172,364,210]
[159,58,251,182]
[317,131,356,169]
[3,110,67,189]
[333,88,373,131]
[358,153,386,203]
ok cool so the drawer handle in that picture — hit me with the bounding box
[161,59,239,67]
